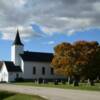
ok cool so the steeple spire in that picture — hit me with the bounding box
[13,29,23,45]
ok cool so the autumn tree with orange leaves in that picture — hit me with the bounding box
[52,41,100,86]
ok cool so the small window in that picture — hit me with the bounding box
[33,67,36,75]
[42,67,45,75]
[51,68,54,75]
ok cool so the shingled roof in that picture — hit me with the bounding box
[4,61,22,72]
[13,30,23,46]
[20,51,53,62]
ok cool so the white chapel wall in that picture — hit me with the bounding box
[0,63,8,82]
[21,61,65,80]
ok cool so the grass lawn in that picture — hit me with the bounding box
[14,82,100,91]
[0,91,47,100]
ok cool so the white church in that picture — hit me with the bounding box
[0,30,65,82]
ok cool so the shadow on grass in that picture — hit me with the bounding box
[0,91,16,100]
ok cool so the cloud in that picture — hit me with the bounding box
[43,41,55,45]
[0,0,100,40]
[47,41,55,45]
[0,26,41,40]
[93,2,100,12]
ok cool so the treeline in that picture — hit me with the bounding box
[52,41,100,86]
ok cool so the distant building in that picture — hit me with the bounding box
[0,30,65,82]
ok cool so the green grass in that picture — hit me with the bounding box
[0,91,47,100]
[14,82,100,91]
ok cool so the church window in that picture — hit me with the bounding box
[51,68,54,75]
[42,67,45,75]
[33,67,36,75]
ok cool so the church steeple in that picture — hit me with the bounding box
[13,30,23,45]
[11,29,24,66]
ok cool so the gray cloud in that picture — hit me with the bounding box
[0,0,100,40]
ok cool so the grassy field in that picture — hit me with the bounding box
[0,91,47,100]
[14,82,100,91]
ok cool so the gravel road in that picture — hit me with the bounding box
[0,84,100,100]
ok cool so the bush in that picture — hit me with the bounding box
[54,80,59,85]
[38,78,43,84]
[62,80,66,84]
[0,81,7,83]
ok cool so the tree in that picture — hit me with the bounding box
[74,41,100,85]
[52,41,100,86]
[52,42,79,86]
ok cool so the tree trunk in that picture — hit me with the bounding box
[73,75,80,86]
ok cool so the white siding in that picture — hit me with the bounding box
[11,45,24,66]
[22,61,65,79]
[0,72,1,81]
[21,58,24,72]
[0,63,22,82]
[0,63,8,82]
[9,72,22,81]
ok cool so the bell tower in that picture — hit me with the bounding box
[11,30,24,66]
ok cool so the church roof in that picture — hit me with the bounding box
[20,51,53,62]
[13,30,23,46]
[4,61,22,72]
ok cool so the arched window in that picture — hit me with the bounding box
[42,67,45,75]
[51,68,54,75]
[33,67,36,75]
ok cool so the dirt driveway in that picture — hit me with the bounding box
[0,84,100,100]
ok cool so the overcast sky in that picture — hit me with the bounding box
[0,0,100,60]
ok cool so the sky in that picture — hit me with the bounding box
[0,0,100,60]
